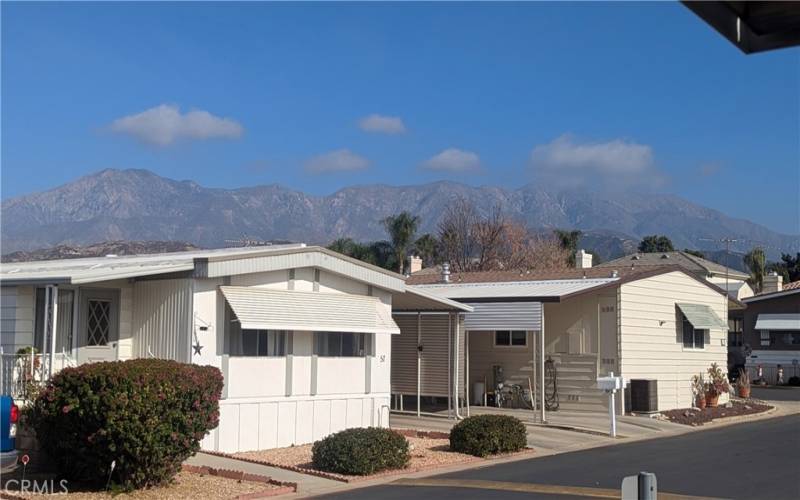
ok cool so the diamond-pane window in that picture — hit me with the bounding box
[87,299,111,346]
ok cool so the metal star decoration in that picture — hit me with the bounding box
[192,342,204,355]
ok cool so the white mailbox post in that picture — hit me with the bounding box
[596,372,627,437]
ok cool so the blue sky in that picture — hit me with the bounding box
[2,2,798,234]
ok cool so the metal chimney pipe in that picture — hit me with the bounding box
[441,262,451,283]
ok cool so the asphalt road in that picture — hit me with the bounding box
[324,414,800,500]
[751,386,800,402]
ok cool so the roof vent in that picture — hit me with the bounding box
[105,254,118,258]
[661,254,669,259]
[611,270,619,278]
[441,262,451,284]
[632,255,640,260]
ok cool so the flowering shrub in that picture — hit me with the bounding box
[28,359,223,490]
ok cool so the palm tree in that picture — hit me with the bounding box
[382,211,420,274]
[744,247,766,293]
[413,233,439,267]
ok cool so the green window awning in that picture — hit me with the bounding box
[677,303,727,330]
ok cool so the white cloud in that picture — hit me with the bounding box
[530,134,664,189]
[358,114,407,134]
[421,148,482,173]
[305,149,370,174]
[110,104,244,146]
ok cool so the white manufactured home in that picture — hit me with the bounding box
[399,264,735,416]
[0,245,468,453]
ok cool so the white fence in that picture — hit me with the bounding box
[0,350,76,400]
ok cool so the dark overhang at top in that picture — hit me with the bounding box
[683,1,800,54]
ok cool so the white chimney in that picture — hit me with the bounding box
[763,271,783,294]
[408,255,423,274]
[441,262,451,283]
[576,249,593,269]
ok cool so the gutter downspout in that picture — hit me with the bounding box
[454,313,462,419]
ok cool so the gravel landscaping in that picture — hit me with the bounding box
[233,435,487,482]
[661,400,773,426]
[4,468,294,499]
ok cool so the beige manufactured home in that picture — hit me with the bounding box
[0,245,468,453]
[397,265,734,416]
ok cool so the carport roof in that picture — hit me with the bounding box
[413,278,617,302]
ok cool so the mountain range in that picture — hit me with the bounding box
[1,169,797,261]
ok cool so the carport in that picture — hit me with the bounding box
[392,277,618,423]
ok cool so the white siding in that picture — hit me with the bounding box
[201,267,393,453]
[201,395,390,453]
[1,286,34,352]
[132,279,193,362]
[619,271,728,411]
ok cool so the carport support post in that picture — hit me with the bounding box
[49,285,59,378]
[540,311,546,423]
[417,312,421,418]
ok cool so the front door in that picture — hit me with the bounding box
[598,296,617,376]
[76,289,119,364]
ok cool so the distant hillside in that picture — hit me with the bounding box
[1,240,200,263]
[1,169,797,259]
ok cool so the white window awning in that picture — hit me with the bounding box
[755,313,800,331]
[677,303,727,330]
[220,286,400,335]
[463,301,542,331]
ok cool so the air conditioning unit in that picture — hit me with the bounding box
[629,379,658,413]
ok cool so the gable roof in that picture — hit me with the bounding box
[593,251,749,280]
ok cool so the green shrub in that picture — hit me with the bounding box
[312,427,410,475]
[449,414,527,457]
[28,359,223,490]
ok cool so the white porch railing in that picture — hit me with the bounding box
[0,349,77,401]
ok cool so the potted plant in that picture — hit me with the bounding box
[691,373,707,409]
[705,363,729,408]
[736,368,751,398]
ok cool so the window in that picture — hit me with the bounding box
[314,332,371,357]
[728,331,743,347]
[772,330,800,346]
[728,318,743,347]
[241,330,287,356]
[495,330,527,347]
[682,317,706,349]
[86,299,111,346]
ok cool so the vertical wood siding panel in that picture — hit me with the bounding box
[132,279,192,362]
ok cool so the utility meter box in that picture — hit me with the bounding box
[596,375,626,391]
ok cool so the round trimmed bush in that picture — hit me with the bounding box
[449,414,527,457]
[312,427,410,475]
[29,359,223,490]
